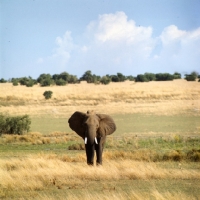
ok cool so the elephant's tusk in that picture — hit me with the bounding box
[95,137,98,144]
[85,137,87,144]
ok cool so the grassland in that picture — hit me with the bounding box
[0,79,200,199]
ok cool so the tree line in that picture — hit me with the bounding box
[0,71,199,86]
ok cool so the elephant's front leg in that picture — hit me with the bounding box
[85,144,95,165]
[95,137,106,165]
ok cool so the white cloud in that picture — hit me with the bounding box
[160,25,186,45]
[85,11,155,70]
[88,12,153,45]
[37,12,200,76]
[52,31,76,65]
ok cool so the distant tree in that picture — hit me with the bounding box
[68,75,78,84]
[173,72,181,79]
[135,74,149,82]
[37,74,54,86]
[185,74,196,81]
[26,79,35,87]
[126,75,135,81]
[144,73,156,81]
[110,73,126,82]
[11,78,19,86]
[191,71,198,79]
[100,76,111,85]
[80,70,96,83]
[0,78,7,83]
[12,80,19,86]
[55,78,67,86]
[117,73,126,82]
[156,73,174,81]
[52,72,78,85]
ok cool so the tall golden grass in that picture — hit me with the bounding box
[0,155,199,199]
[0,80,200,116]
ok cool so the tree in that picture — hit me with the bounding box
[68,75,78,84]
[144,73,156,81]
[126,75,135,81]
[156,73,174,81]
[0,78,7,83]
[117,73,126,82]
[52,72,78,85]
[80,70,96,83]
[135,74,149,82]
[185,74,196,81]
[100,76,111,85]
[37,74,54,86]
[55,78,67,86]
[173,72,181,79]
[110,73,126,82]
[191,71,198,79]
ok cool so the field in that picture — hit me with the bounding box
[0,79,200,199]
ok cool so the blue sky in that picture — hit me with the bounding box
[1,0,200,79]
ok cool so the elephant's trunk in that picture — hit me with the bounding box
[85,127,98,145]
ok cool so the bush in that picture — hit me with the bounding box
[100,76,111,85]
[135,74,149,82]
[55,78,67,86]
[79,70,99,83]
[43,91,53,99]
[0,114,31,135]
[185,74,196,81]
[0,78,7,83]
[12,80,19,86]
[156,73,174,81]
[173,72,181,79]
[37,74,54,86]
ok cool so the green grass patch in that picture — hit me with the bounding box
[30,114,200,136]
[113,113,200,135]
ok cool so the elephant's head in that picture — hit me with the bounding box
[68,110,116,145]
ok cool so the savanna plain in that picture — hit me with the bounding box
[0,80,200,200]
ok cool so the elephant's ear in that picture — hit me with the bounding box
[68,111,86,139]
[97,114,116,136]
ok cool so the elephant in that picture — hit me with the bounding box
[68,110,116,165]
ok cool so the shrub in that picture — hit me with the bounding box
[26,80,35,87]
[37,74,54,86]
[100,76,111,85]
[135,74,149,82]
[12,80,19,86]
[173,72,181,79]
[79,70,100,83]
[43,91,53,99]
[156,73,174,81]
[55,78,67,86]
[0,78,7,83]
[185,74,196,81]
[0,114,31,135]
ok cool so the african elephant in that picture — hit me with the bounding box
[68,110,116,165]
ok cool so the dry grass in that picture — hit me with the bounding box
[0,132,78,145]
[0,155,199,199]
[0,80,200,116]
